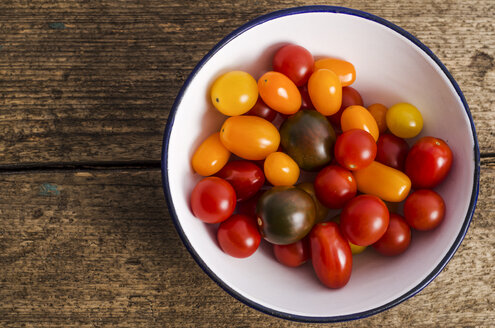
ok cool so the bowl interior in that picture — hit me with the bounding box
[165,9,476,319]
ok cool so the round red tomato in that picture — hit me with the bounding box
[236,190,263,218]
[376,133,409,171]
[273,238,310,267]
[273,44,314,86]
[299,85,314,110]
[404,189,445,231]
[405,137,453,188]
[340,194,390,246]
[334,129,377,170]
[216,160,265,201]
[217,214,261,258]
[314,165,357,209]
[310,222,352,288]
[246,98,277,122]
[328,86,363,127]
[190,177,236,223]
[372,213,411,256]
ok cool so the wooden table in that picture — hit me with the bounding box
[0,1,493,327]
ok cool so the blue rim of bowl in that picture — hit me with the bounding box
[161,5,480,323]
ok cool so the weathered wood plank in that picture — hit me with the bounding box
[0,163,492,327]
[0,0,493,165]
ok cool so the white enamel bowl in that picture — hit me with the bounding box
[161,6,480,322]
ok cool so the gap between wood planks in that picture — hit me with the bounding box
[0,153,493,174]
[0,160,162,174]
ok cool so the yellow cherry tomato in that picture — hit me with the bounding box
[341,105,380,141]
[354,161,411,202]
[308,69,342,116]
[264,152,300,186]
[211,71,258,116]
[314,58,356,86]
[386,102,423,138]
[349,242,366,255]
[220,115,280,160]
[191,132,231,176]
[367,103,388,134]
[258,71,301,115]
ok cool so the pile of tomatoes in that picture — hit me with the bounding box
[189,44,453,289]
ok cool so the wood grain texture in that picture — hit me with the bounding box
[0,165,493,327]
[0,0,494,326]
[0,0,494,166]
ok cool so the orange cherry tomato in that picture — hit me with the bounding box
[220,115,280,160]
[314,58,356,86]
[367,103,388,134]
[353,161,411,202]
[341,105,380,141]
[308,69,342,116]
[264,152,300,186]
[258,71,301,115]
[192,132,231,176]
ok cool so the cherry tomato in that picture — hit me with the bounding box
[236,190,263,217]
[256,186,315,245]
[299,85,314,109]
[273,238,310,267]
[376,133,409,171]
[367,103,388,134]
[308,69,342,116]
[210,71,258,116]
[310,222,352,289]
[273,44,314,86]
[334,129,377,171]
[328,86,363,127]
[264,152,300,186]
[314,165,357,209]
[349,242,366,255]
[405,137,453,188]
[258,71,301,115]
[372,213,411,256]
[190,177,236,223]
[340,194,390,246]
[341,105,379,141]
[354,161,411,202]
[217,214,261,258]
[404,189,445,231]
[216,160,265,201]
[246,97,277,122]
[220,115,280,160]
[314,58,356,86]
[191,132,231,176]
[386,103,423,138]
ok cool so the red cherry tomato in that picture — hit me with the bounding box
[328,86,363,127]
[372,214,411,256]
[273,238,310,267]
[310,222,352,289]
[217,214,261,258]
[190,177,236,223]
[405,137,453,188]
[216,160,265,201]
[404,189,445,231]
[246,98,278,122]
[236,190,263,217]
[334,129,377,171]
[340,194,390,246]
[376,133,409,171]
[299,85,314,110]
[314,165,357,209]
[273,44,314,86]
